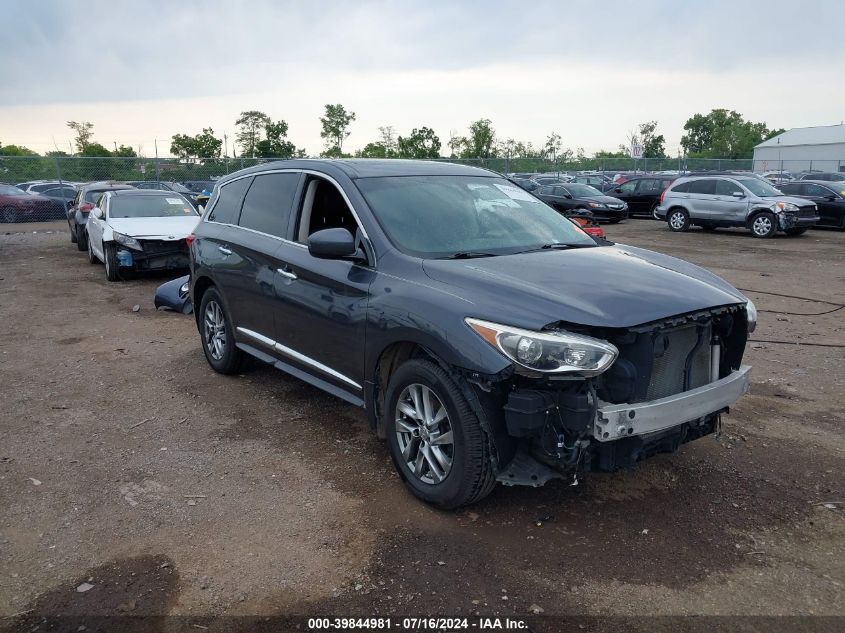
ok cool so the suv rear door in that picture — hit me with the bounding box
[713,178,749,224]
[211,172,303,342]
[685,179,717,221]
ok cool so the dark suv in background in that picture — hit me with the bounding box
[607,176,677,217]
[189,160,753,508]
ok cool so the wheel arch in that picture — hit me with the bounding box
[745,207,774,229]
[191,275,217,328]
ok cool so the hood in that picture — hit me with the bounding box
[761,195,816,207]
[107,215,199,238]
[421,244,746,329]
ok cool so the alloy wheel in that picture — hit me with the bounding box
[752,215,772,236]
[395,383,454,485]
[669,211,686,230]
[203,301,227,361]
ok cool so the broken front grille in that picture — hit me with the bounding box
[139,239,187,255]
[597,320,714,405]
[646,323,712,400]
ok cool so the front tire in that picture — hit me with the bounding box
[750,212,777,238]
[198,287,245,375]
[385,359,496,509]
[104,243,121,281]
[2,207,18,223]
[668,208,690,232]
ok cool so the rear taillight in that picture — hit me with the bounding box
[186,233,196,246]
[660,188,667,204]
[79,202,94,212]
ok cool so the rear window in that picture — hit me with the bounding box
[208,177,251,224]
[85,189,111,203]
[110,195,198,219]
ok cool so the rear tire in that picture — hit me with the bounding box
[75,224,87,251]
[104,243,121,281]
[198,287,245,375]
[785,227,808,236]
[667,208,690,232]
[385,359,496,509]
[2,207,17,223]
[750,212,777,238]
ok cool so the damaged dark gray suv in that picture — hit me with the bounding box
[189,160,754,508]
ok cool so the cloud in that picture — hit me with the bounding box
[1,0,843,155]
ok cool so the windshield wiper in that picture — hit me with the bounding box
[442,251,500,259]
[516,243,596,254]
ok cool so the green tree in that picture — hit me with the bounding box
[113,145,137,158]
[320,104,356,155]
[80,142,111,157]
[358,142,389,158]
[172,128,223,162]
[378,126,398,155]
[67,121,94,153]
[255,120,299,159]
[460,118,496,159]
[170,133,196,162]
[638,121,666,158]
[396,126,441,158]
[0,143,38,156]
[544,132,562,161]
[680,109,784,159]
[236,110,271,158]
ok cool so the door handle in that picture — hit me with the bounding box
[218,246,232,256]
[277,267,297,280]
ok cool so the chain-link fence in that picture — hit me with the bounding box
[1,154,842,224]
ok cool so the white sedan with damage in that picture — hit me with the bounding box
[85,190,200,281]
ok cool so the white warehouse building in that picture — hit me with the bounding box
[753,123,845,174]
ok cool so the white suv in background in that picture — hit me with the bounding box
[655,175,819,238]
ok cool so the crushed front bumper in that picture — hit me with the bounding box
[594,365,751,442]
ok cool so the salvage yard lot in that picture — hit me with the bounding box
[1,220,843,625]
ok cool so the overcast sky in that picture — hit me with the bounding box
[2,0,844,157]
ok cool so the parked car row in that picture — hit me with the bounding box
[61,180,201,282]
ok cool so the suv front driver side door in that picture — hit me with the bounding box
[270,175,376,402]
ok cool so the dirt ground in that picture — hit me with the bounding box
[1,219,843,630]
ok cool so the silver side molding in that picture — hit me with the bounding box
[595,365,751,442]
[236,327,362,390]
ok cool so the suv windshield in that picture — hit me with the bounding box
[110,195,198,218]
[356,176,596,258]
[735,177,782,197]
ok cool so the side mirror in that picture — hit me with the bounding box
[731,192,745,198]
[614,188,623,194]
[308,228,359,260]
[91,208,104,220]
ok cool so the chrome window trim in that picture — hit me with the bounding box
[237,327,362,390]
[202,168,370,241]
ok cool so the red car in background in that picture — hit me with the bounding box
[0,184,65,223]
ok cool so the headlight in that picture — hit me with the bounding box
[113,232,142,250]
[466,318,618,376]
[587,201,605,208]
[745,299,758,333]
[774,201,799,213]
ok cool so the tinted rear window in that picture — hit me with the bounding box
[687,179,716,195]
[208,177,251,224]
[238,173,299,238]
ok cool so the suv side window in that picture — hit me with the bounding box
[715,179,743,196]
[208,177,251,225]
[671,181,690,193]
[638,179,660,193]
[238,173,300,239]
[687,179,716,195]
[618,180,638,194]
[295,177,359,243]
[779,183,802,195]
